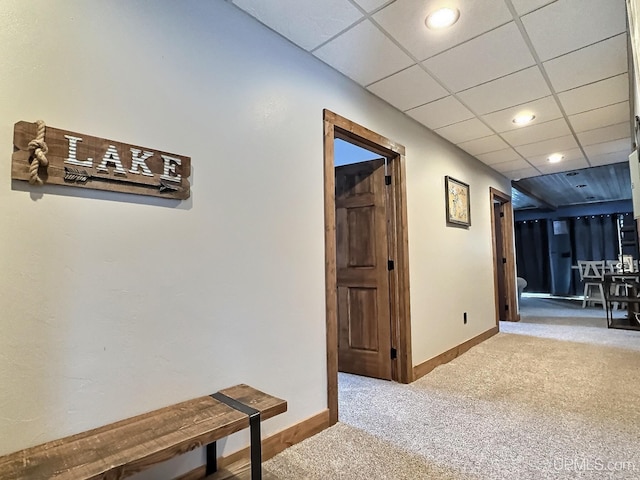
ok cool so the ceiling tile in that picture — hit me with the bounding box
[536,157,590,175]
[476,148,521,166]
[406,96,474,129]
[568,102,630,133]
[521,0,627,61]
[456,66,551,115]
[543,34,628,93]
[510,0,555,15]
[457,135,510,155]
[434,118,494,144]
[501,118,572,147]
[583,138,631,157]
[423,22,535,92]
[490,158,532,173]
[313,20,415,85]
[232,0,363,51]
[514,134,579,158]
[577,123,631,147]
[588,150,632,166]
[500,166,541,179]
[352,0,389,12]
[557,73,629,115]
[372,0,513,60]
[367,65,447,111]
[526,147,585,167]
[480,96,563,133]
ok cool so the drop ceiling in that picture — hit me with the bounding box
[229,0,634,209]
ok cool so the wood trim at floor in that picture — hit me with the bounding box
[412,326,500,381]
[175,409,330,480]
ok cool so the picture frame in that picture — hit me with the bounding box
[445,176,470,227]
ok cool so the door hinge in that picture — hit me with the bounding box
[388,260,395,271]
[385,175,392,186]
[391,347,397,359]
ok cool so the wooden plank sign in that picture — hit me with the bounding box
[12,121,191,200]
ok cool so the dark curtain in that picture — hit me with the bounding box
[515,219,551,293]
[569,214,620,295]
[516,214,622,296]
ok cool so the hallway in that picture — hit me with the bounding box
[263,298,640,479]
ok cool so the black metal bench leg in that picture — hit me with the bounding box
[210,392,263,480]
[248,412,262,480]
[206,441,217,476]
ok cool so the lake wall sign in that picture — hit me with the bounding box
[12,120,191,200]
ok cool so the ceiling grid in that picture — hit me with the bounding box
[230,0,633,208]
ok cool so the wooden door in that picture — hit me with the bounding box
[335,158,392,380]
[490,188,519,322]
[494,201,508,322]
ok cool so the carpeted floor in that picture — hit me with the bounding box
[263,297,640,479]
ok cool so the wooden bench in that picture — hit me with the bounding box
[0,384,286,480]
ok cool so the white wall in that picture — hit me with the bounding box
[626,0,640,217]
[0,0,510,476]
[405,133,508,362]
[628,0,640,117]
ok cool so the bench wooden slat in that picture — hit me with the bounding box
[0,384,286,480]
[218,385,287,420]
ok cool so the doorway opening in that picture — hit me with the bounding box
[490,188,519,323]
[323,110,412,425]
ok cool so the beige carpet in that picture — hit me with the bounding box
[263,298,640,479]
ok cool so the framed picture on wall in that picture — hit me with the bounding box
[445,176,471,228]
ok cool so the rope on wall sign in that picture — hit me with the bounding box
[27,120,49,185]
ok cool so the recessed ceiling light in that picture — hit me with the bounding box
[512,113,535,125]
[425,8,460,29]
[547,153,564,163]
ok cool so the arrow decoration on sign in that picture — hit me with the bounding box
[63,167,90,183]
[64,166,180,193]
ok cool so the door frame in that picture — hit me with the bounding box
[323,109,412,425]
[489,187,519,323]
